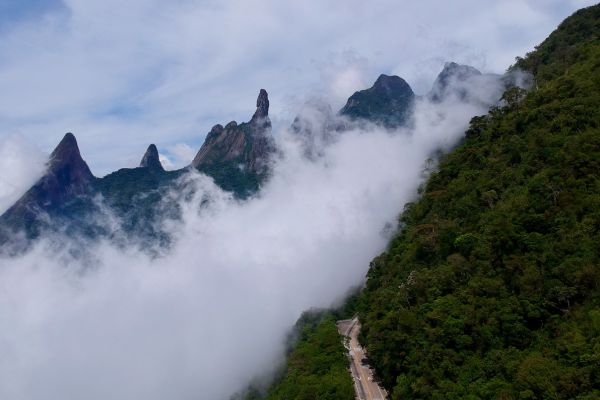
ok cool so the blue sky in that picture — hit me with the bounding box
[0,0,64,29]
[0,0,595,175]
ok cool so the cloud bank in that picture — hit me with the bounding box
[0,70,513,399]
[0,0,593,174]
[0,135,47,214]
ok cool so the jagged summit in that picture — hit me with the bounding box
[139,144,164,171]
[191,89,275,198]
[48,132,94,180]
[252,89,269,119]
[340,74,415,128]
[0,132,96,241]
[250,89,271,131]
[372,74,413,96]
[43,132,95,196]
[429,62,482,102]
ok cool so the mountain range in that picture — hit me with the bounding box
[1,4,598,400]
[0,61,515,253]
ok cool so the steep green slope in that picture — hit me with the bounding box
[358,5,600,399]
[265,313,354,400]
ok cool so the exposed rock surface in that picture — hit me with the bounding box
[5,132,94,214]
[0,133,97,243]
[139,144,164,171]
[192,89,275,197]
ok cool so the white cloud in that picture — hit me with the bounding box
[0,72,510,399]
[0,0,586,175]
[0,135,46,214]
[0,1,589,397]
[167,143,197,169]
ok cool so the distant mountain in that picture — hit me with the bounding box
[0,133,98,244]
[290,73,417,158]
[16,132,94,210]
[0,61,510,252]
[428,62,482,102]
[340,74,415,128]
[0,90,277,251]
[139,144,164,171]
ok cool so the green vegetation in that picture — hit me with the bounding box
[340,74,415,128]
[255,7,600,399]
[357,5,600,399]
[196,159,261,199]
[513,5,600,84]
[195,122,269,199]
[265,312,354,400]
[94,167,185,243]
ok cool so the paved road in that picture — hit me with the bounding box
[337,318,388,400]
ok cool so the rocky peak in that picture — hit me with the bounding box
[1,132,95,223]
[250,89,271,129]
[429,62,482,102]
[48,132,94,186]
[204,124,225,144]
[192,89,275,198]
[139,144,164,171]
[372,74,414,97]
[253,89,269,118]
[340,74,415,128]
[439,62,481,81]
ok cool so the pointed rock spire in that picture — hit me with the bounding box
[48,132,94,183]
[251,89,270,123]
[139,144,164,171]
[2,132,95,216]
[191,88,275,197]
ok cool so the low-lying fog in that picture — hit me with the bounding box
[0,75,510,399]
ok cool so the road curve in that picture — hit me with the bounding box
[337,318,388,400]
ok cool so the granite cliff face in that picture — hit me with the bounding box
[192,89,275,198]
[1,133,94,212]
[26,132,94,208]
[0,133,97,243]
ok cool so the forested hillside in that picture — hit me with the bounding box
[265,314,354,400]
[235,311,354,400]
[358,5,600,399]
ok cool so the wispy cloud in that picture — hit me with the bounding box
[0,72,514,399]
[0,0,592,175]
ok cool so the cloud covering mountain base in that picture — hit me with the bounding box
[0,85,502,399]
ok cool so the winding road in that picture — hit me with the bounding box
[337,318,388,400]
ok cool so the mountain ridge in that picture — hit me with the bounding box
[0,60,500,252]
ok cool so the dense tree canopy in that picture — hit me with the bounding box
[251,5,600,399]
[358,5,600,399]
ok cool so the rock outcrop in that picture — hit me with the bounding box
[0,133,96,243]
[340,74,415,128]
[11,132,94,211]
[140,144,164,171]
[192,89,275,198]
